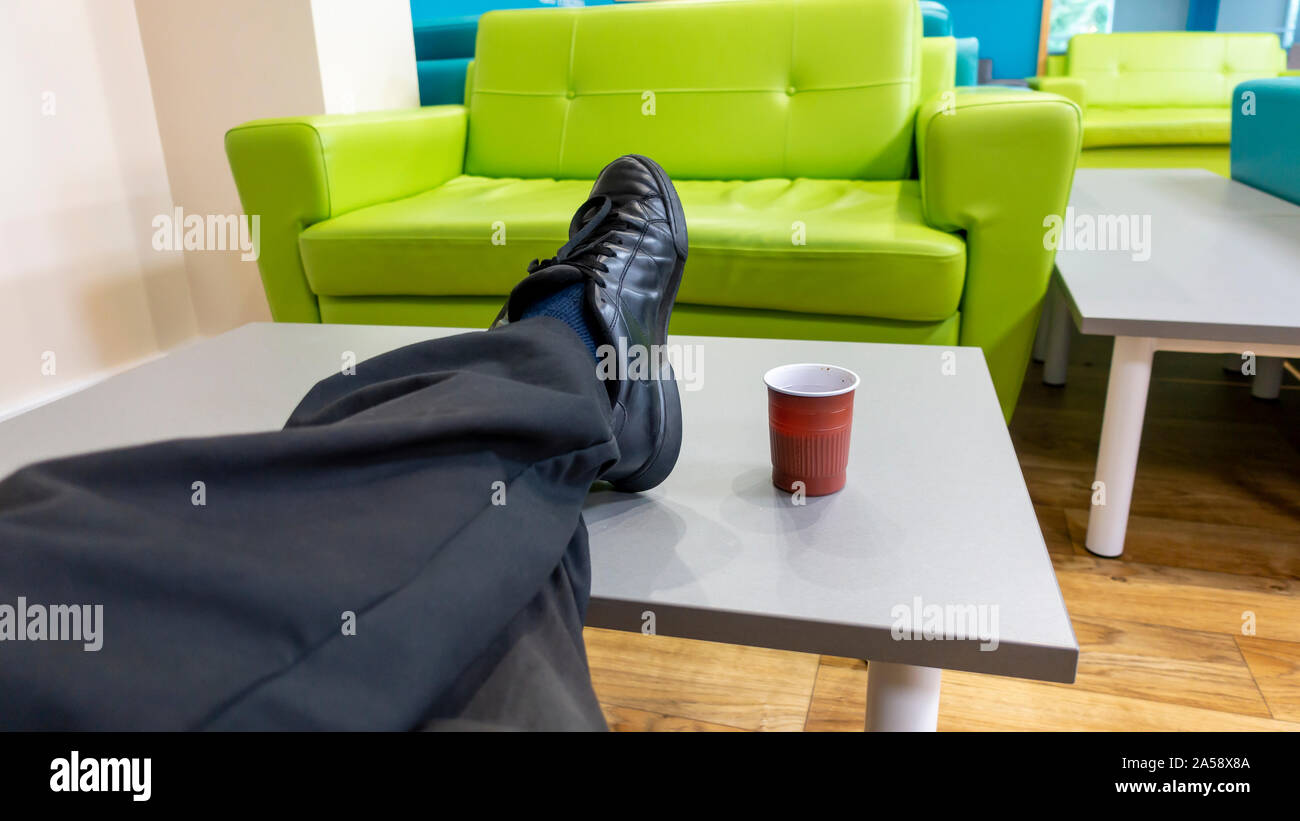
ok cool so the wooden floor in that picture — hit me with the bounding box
[584,331,1300,731]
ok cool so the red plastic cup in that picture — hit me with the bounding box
[763,363,859,496]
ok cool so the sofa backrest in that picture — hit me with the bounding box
[465,0,923,181]
[1066,33,1284,108]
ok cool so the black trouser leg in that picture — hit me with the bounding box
[0,318,617,730]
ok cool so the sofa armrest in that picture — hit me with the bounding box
[917,89,1082,420]
[921,37,958,102]
[1027,76,1086,113]
[225,105,468,322]
[1043,54,1068,77]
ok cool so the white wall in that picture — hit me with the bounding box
[1,0,420,418]
[312,0,421,114]
[134,0,419,336]
[134,0,324,337]
[0,0,196,418]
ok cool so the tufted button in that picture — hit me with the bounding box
[786,86,796,96]
[566,89,576,99]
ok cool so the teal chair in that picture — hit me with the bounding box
[1228,76,1300,398]
[954,36,979,86]
[412,1,617,105]
[920,1,979,86]
[1231,77,1300,205]
[413,14,477,106]
[920,0,951,35]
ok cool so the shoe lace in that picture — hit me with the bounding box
[526,195,633,286]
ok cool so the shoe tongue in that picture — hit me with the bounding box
[580,277,614,347]
[506,265,588,322]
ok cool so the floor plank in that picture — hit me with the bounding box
[1236,637,1300,722]
[1069,616,1271,717]
[937,671,1300,732]
[1063,508,1300,580]
[601,703,746,732]
[584,627,818,732]
[1054,562,1300,643]
[804,658,868,732]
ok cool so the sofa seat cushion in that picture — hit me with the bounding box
[299,175,966,322]
[1083,107,1231,148]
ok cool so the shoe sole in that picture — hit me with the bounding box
[609,154,688,493]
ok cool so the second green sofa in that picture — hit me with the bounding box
[226,0,1081,420]
[1030,32,1293,176]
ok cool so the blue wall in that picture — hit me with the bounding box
[943,0,1045,79]
[409,0,617,106]
[1186,0,1221,30]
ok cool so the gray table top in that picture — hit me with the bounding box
[1054,168,1300,344]
[0,323,1077,683]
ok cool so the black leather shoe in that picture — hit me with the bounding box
[493,154,688,492]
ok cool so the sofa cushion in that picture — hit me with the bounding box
[299,175,966,322]
[1083,107,1231,148]
[465,0,924,181]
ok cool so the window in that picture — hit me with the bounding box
[1048,0,1116,54]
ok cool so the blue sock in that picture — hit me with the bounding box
[521,282,599,359]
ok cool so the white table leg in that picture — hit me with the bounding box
[1085,336,1155,558]
[1252,356,1283,400]
[865,662,941,732]
[1032,291,1053,363]
[1042,286,1072,386]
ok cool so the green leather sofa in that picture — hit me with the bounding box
[1030,32,1295,176]
[226,0,1081,420]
